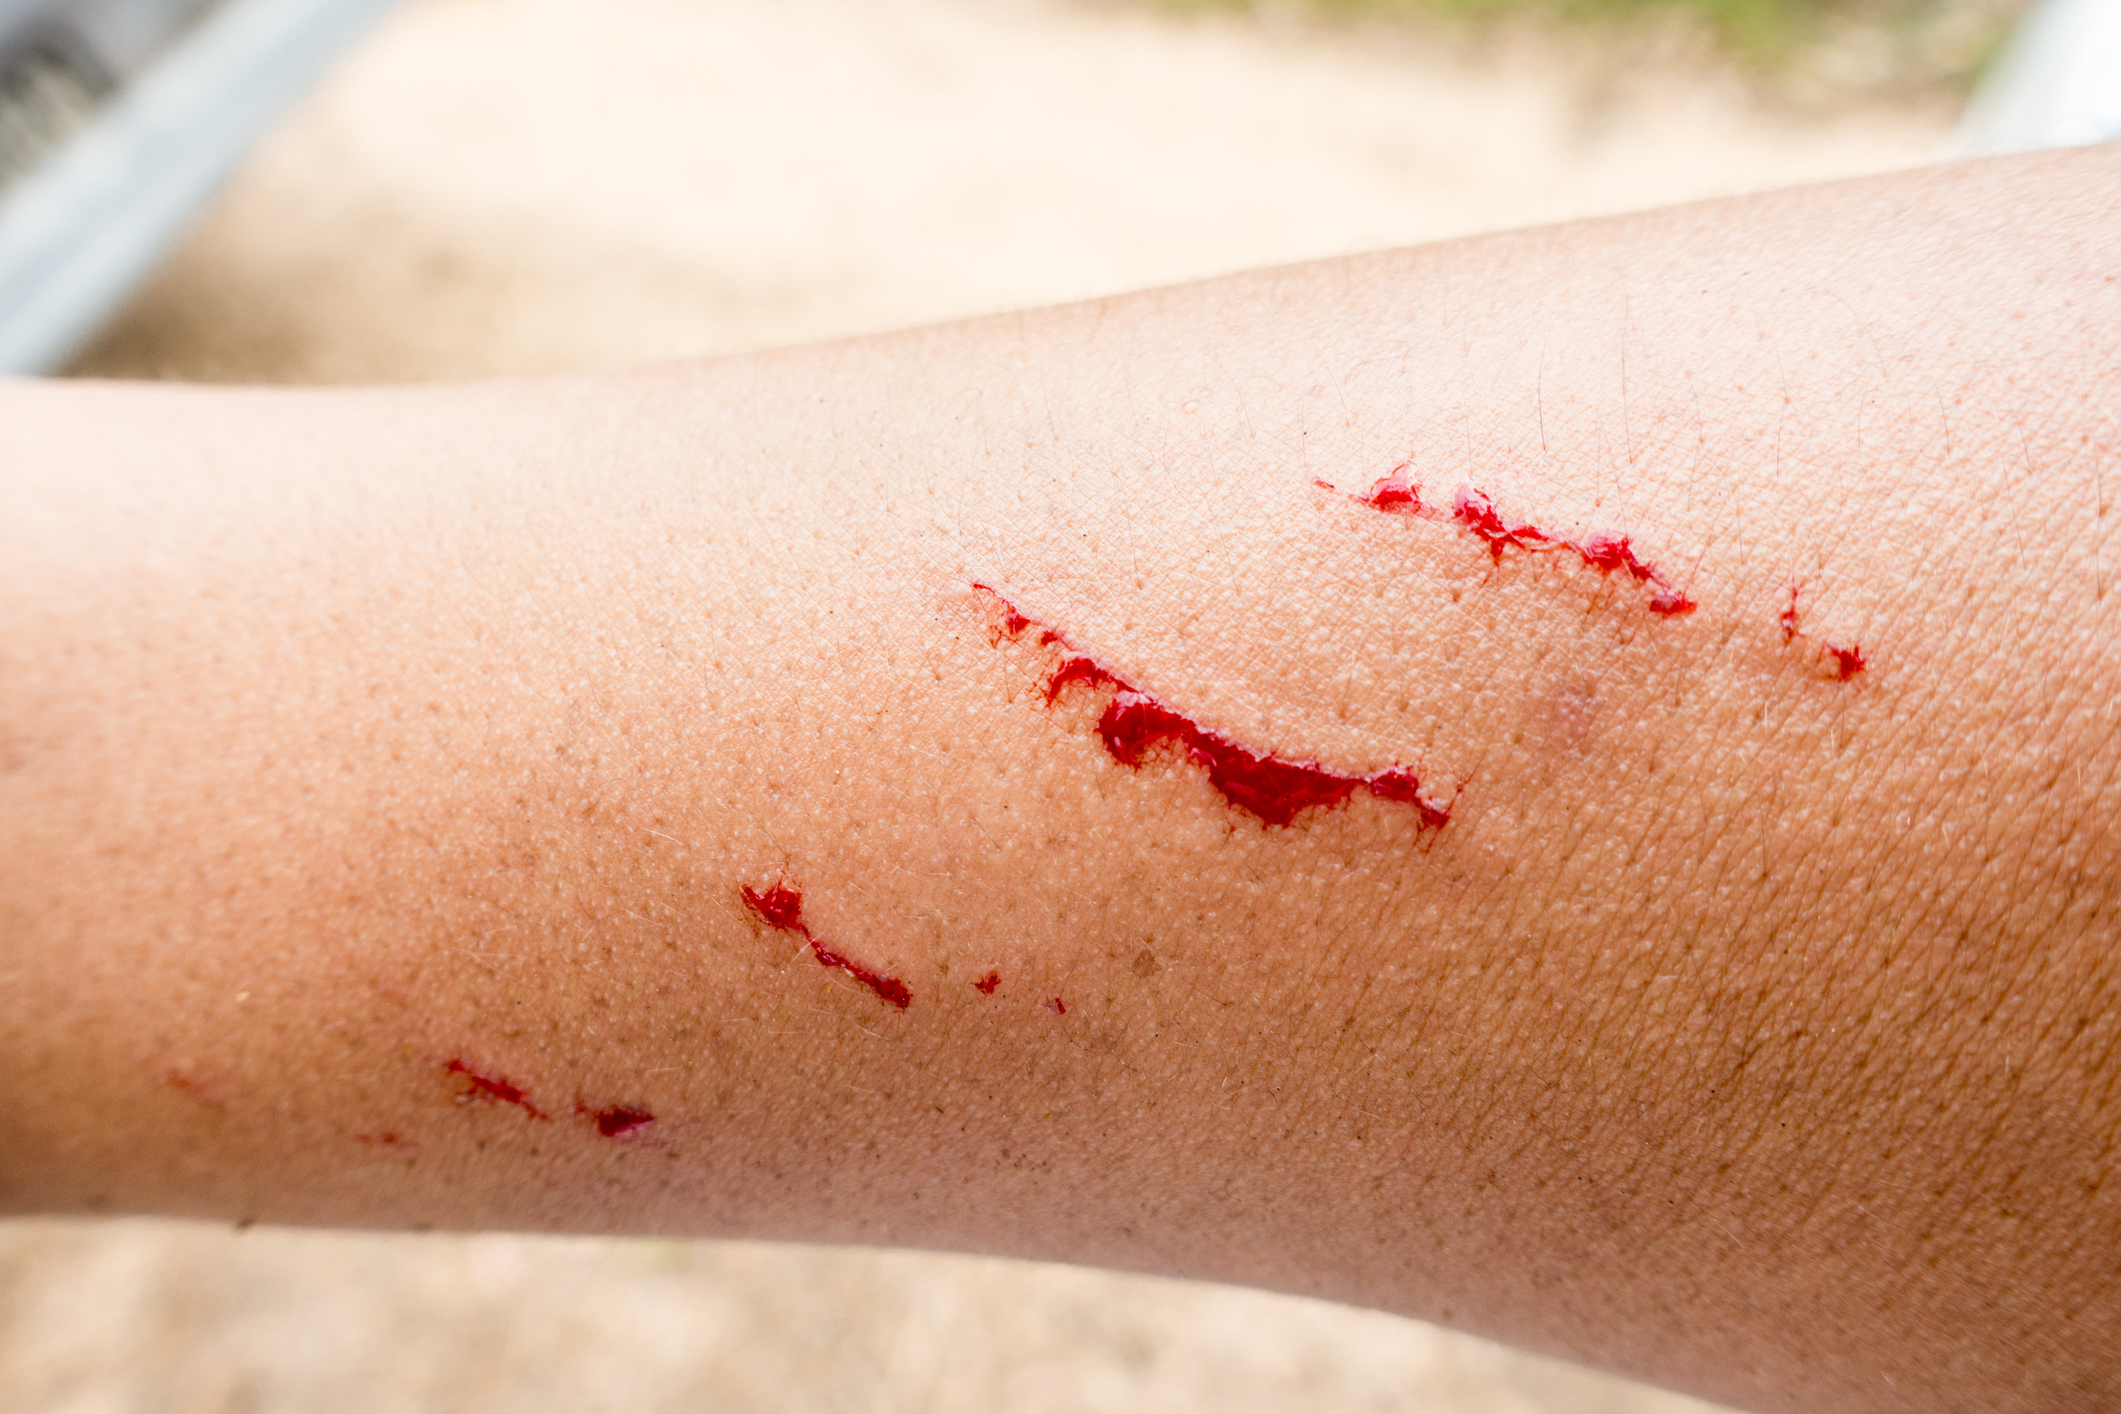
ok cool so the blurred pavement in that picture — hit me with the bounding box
[70,0,1953,383]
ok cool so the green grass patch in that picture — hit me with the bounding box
[1148,0,2027,85]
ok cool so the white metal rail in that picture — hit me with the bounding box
[0,0,396,374]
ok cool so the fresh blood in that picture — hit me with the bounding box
[741,883,913,1009]
[442,1058,549,1121]
[975,585,1454,830]
[1355,464,1696,616]
[579,1104,656,1139]
[1780,583,1868,680]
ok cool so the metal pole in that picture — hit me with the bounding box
[0,0,398,374]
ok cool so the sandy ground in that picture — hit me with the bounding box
[9,0,1964,1409]
[70,0,1954,383]
[3,1222,1749,1414]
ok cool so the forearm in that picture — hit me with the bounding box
[3,148,2116,1412]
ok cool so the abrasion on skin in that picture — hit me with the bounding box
[1346,463,1699,617]
[974,584,1454,829]
[741,883,913,1009]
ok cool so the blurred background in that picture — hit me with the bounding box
[6,0,2053,382]
[0,0,2103,1408]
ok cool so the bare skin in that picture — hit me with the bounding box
[2,148,2116,1413]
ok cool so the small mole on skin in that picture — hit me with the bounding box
[975,970,1002,994]
[1353,464,1696,616]
[975,585,1455,830]
[578,1103,656,1139]
[1132,949,1160,979]
[443,1058,550,1121]
[741,883,913,1009]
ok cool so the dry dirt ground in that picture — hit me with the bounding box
[9,0,1961,1409]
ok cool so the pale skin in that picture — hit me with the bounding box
[2,148,2116,1413]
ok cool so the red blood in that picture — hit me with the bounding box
[1358,463,1422,513]
[1349,469,1695,616]
[1045,655,1122,703]
[1779,584,1867,680]
[984,587,1451,830]
[975,970,1001,994]
[1045,996,1067,1015]
[165,1070,227,1110]
[1364,766,1425,804]
[810,938,914,1009]
[443,1058,549,1121]
[1367,766,1456,829]
[353,1131,412,1148]
[1780,584,1804,643]
[742,882,913,1009]
[1099,691,1360,826]
[740,882,804,931]
[1824,642,1868,680]
[972,581,1033,640]
[579,1104,656,1139]
[1578,531,1657,582]
[1452,484,1557,559]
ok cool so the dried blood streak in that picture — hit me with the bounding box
[742,883,913,1009]
[443,1058,549,1121]
[579,1104,656,1139]
[164,1070,227,1111]
[975,586,1453,830]
[1355,465,1696,616]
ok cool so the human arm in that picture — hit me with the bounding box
[2,147,2116,1413]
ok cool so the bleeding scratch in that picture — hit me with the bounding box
[975,583,1455,830]
[741,883,913,1009]
[442,1058,550,1121]
[1352,463,1698,616]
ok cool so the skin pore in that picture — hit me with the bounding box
[1,148,2117,1413]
